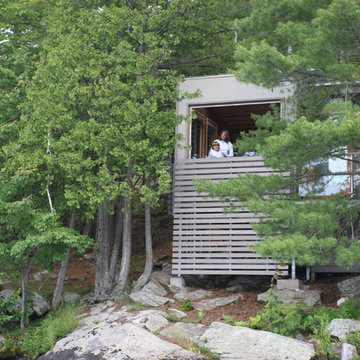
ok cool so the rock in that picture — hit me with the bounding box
[337,297,350,307]
[170,276,186,289]
[32,292,51,317]
[64,292,81,304]
[0,290,20,314]
[80,307,128,327]
[167,308,187,319]
[89,301,117,316]
[199,322,315,360]
[327,319,360,341]
[174,289,213,301]
[226,284,247,292]
[126,310,169,332]
[33,269,49,281]
[130,291,173,307]
[341,343,358,360]
[192,294,244,311]
[338,276,360,298]
[150,271,171,288]
[0,289,16,302]
[160,322,206,343]
[142,280,168,296]
[129,280,175,307]
[39,321,206,360]
[257,289,321,309]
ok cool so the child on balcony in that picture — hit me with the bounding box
[208,140,223,158]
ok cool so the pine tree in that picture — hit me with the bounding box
[196,0,360,268]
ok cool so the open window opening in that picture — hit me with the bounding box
[190,102,281,159]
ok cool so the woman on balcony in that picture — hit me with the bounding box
[218,130,234,157]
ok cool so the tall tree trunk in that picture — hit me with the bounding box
[133,176,153,292]
[109,196,124,279]
[52,210,76,310]
[94,201,112,300]
[112,195,132,296]
[20,254,31,330]
[112,163,133,298]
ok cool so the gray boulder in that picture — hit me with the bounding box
[150,271,171,288]
[32,292,51,317]
[64,292,81,304]
[130,291,173,307]
[199,322,315,360]
[160,322,206,343]
[129,280,175,306]
[341,343,358,360]
[125,310,169,332]
[174,289,213,301]
[337,276,360,298]
[327,319,360,341]
[192,294,243,311]
[142,280,168,296]
[257,289,321,309]
[39,321,206,360]
[167,308,187,319]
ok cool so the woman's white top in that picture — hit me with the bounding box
[217,140,234,157]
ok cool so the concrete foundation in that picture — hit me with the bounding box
[277,279,303,290]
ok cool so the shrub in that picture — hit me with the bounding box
[179,299,193,312]
[0,290,22,326]
[3,303,80,360]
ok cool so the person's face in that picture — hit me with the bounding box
[221,131,227,141]
[213,143,219,151]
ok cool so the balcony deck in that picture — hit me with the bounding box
[172,156,288,276]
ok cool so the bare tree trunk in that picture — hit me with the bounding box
[133,201,153,292]
[83,219,93,237]
[112,163,133,298]
[133,174,153,292]
[52,210,77,310]
[112,195,132,297]
[109,197,124,278]
[94,201,112,300]
[20,255,31,330]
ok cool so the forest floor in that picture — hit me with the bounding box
[30,211,345,325]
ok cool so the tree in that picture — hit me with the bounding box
[0,1,95,323]
[17,0,244,300]
[196,0,360,269]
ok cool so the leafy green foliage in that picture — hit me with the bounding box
[2,303,80,360]
[222,314,234,324]
[347,331,360,352]
[0,290,21,326]
[180,299,193,312]
[237,290,307,337]
[236,293,360,357]
[197,0,360,269]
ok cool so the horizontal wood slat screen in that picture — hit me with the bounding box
[172,156,288,276]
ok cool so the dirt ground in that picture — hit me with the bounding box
[29,212,348,326]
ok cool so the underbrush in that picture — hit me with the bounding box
[2,303,81,359]
[235,289,360,358]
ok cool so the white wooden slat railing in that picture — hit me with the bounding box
[172,156,288,276]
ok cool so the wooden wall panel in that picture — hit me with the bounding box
[172,157,288,276]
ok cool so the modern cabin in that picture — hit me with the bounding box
[172,74,294,277]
